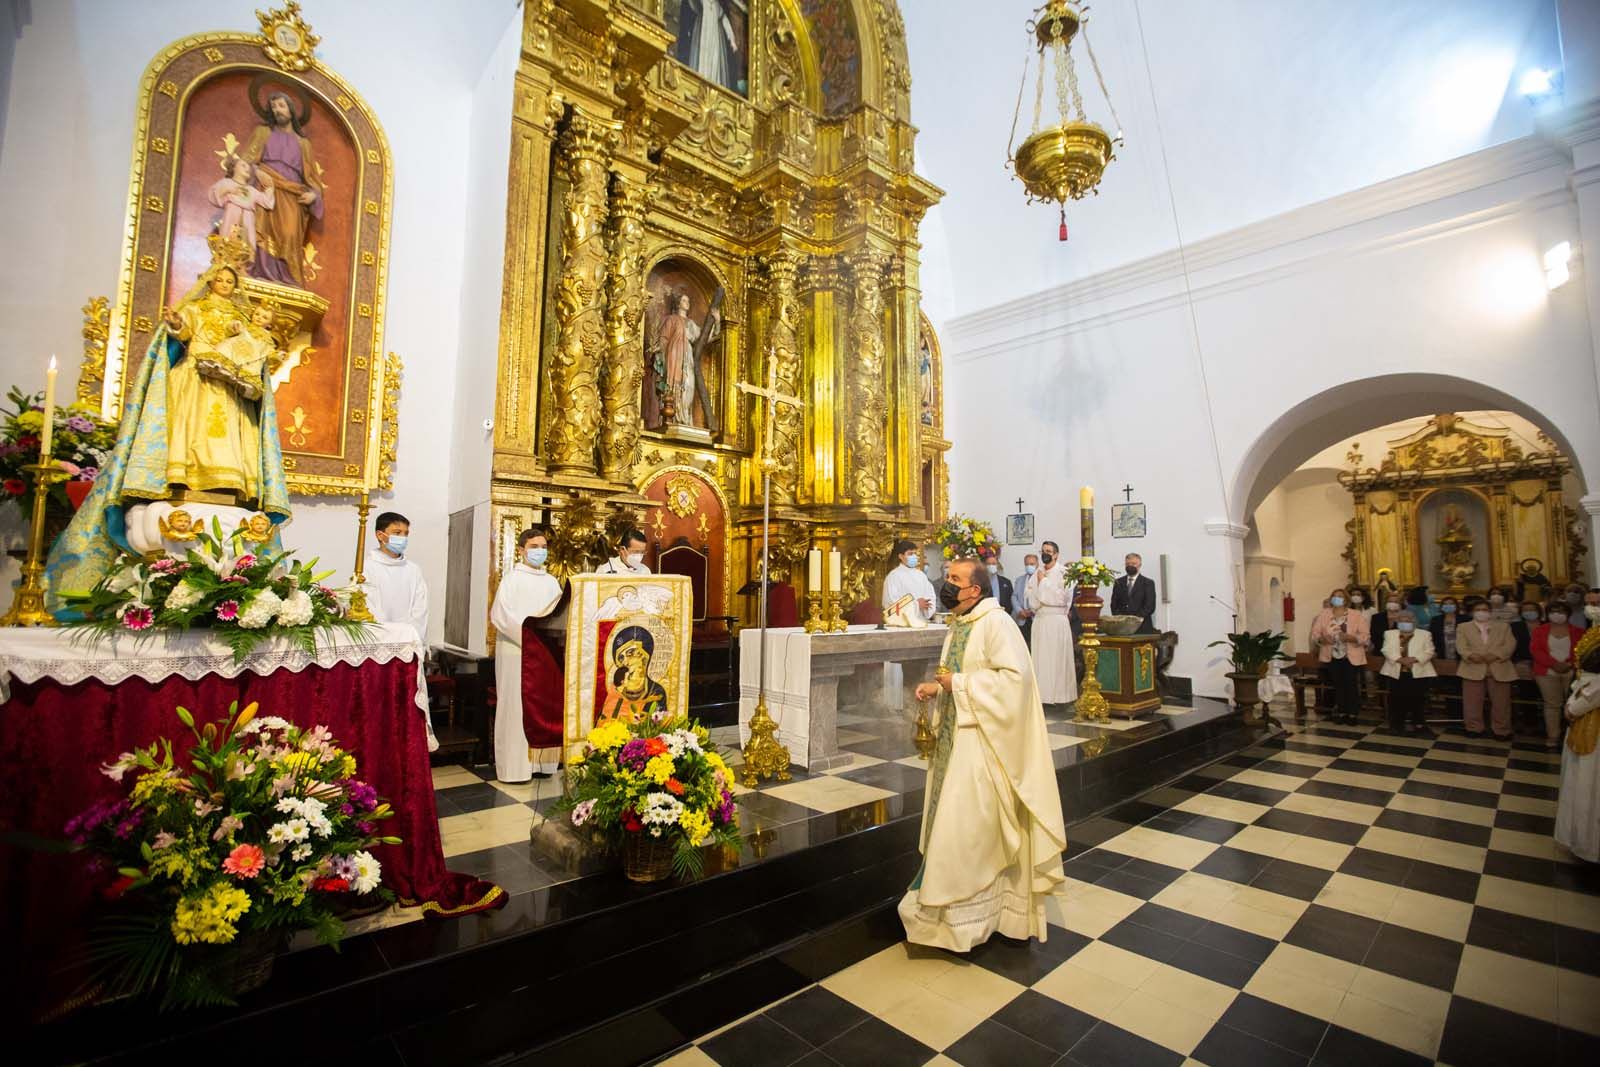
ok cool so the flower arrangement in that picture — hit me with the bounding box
[68,702,399,1009]
[0,386,116,505]
[64,518,367,660]
[554,712,742,881]
[933,513,999,561]
[1062,558,1118,587]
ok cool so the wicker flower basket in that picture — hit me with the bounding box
[622,832,675,883]
[221,931,280,997]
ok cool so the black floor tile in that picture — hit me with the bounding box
[1296,779,1395,808]
[1373,808,1491,847]
[837,761,927,794]
[1064,1022,1184,1067]
[1144,809,1199,835]
[734,791,823,827]
[764,987,869,1049]
[1166,939,1262,988]
[1256,808,1369,845]
[989,990,1099,1054]
[1125,902,1208,940]
[943,1017,1063,1067]
[815,1016,934,1067]
[1170,814,1248,843]
[1348,739,1426,758]
[435,782,528,814]
[1492,809,1557,835]
[1257,758,1323,779]
[1093,868,1175,901]
[1400,856,1480,902]
[1282,741,1351,759]
[1115,856,1188,887]
[1251,859,1334,902]
[966,930,1090,985]
[1099,916,1188,963]
[1397,778,1498,807]
[1436,995,1564,1067]
[1191,921,1277,965]
[1062,851,1125,882]
[1338,847,1411,886]
[1328,756,1412,779]
[1556,922,1600,978]
[700,1013,815,1067]
[1193,1022,1309,1067]
[1311,1024,1431,1066]
[1194,845,1275,885]
[1362,923,1463,990]
[1284,905,1382,966]
[1417,757,1504,780]
[1499,779,1560,801]
[1465,905,1560,967]
[1483,849,1560,888]
[1210,780,1293,806]
[1218,993,1328,1057]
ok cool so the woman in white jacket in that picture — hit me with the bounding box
[1379,618,1436,736]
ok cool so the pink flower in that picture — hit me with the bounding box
[193,799,218,817]
[150,558,179,573]
[121,606,154,631]
[212,814,244,841]
[222,843,266,879]
[224,575,248,584]
[216,600,240,621]
[152,831,177,850]
[234,554,257,569]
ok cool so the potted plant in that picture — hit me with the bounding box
[66,702,399,1010]
[1208,630,1291,716]
[554,713,743,882]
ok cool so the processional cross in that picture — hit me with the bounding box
[734,352,804,785]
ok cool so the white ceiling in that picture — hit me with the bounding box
[904,0,1563,326]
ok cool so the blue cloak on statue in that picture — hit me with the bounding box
[44,325,291,611]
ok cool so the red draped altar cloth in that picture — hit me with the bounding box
[0,627,504,1021]
[522,621,564,749]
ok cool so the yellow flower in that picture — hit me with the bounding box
[338,753,357,779]
[277,751,317,775]
[704,751,730,779]
[232,701,259,733]
[586,719,631,752]
[644,754,675,785]
[678,809,712,847]
[14,411,42,432]
[171,881,251,945]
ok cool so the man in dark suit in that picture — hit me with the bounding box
[1110,552,1158,634]
[979,548,1014,615]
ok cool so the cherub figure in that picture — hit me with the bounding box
[208,155,276,256]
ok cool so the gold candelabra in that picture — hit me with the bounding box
[2,462,69,627]
[803,589,825,633]
[346,490,375,623]
[1073,584,1111,723]
[821,589,847,633]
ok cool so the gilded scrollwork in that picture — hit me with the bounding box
[600,173,653,481]
[545,112,614,474]
[79,296,111,404]
[845,246,888,505]
[763,246,804,503]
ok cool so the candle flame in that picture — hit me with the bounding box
[48,355,57,371]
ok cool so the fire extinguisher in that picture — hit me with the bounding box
[1282,593,1296,623]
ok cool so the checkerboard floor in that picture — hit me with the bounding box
[427,705,1203,899]
[657,715,1600,1067]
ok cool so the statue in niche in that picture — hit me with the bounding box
[208,154,276,261]
[644,263,723,435]
[1435,503,1477,592]
[918,332,935,427]
[666,0,750,95]
[242,82,324,287]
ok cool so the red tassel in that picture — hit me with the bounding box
[1058,208,1068,242]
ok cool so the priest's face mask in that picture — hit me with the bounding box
[939,564,984,616]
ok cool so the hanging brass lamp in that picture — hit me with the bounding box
[1006,0,1123,240]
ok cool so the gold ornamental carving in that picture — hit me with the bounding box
[845,247,889,505]
[665,472,702,517]
[256,2,321,72]
[763,246,804,504]
[545,112,614,475]
[79,296,111,404]
[600,173,653,481]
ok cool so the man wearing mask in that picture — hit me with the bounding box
[1457,600,1517,739]
[1109,552,1157,634]
[596,529,652,575]
[1025,540,1078,710]
[366,511,430,645]
[1585,588,1600,630]
[1014,552,1039,646]
[977,548,1013,614]
[883,539,937,623]
[490,528,564,782]
[901,558,1065,951]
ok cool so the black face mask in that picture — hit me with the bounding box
[1125,566,1138,576]
[938,580,965,611]
[1041,553,1055,565]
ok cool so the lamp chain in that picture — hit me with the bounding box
[1081,26,1124,136]
[1033,42,1048,132]
[1008,43,1032,158]
[1062,40,1085,121]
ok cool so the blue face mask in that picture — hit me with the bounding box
[1397,621,1415,633]
[905,554,919,569]
[1330,596,1345,608]
[1025,564,1037,574]
[385,535,408,556]
[525,546,548,567]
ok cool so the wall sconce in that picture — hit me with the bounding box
[1544,241,1571,291]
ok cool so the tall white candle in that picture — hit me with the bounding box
[40,355,58,462]
[827,549,841,593]
[808,548,822,590]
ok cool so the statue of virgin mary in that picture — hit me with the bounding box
[46,246,292,606]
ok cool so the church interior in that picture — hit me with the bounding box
[2,1,1600,1064]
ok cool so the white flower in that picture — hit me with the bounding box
[291,844,313,862]
[163,579,204,612]
[275,797,303,815]
[267,822,294,844]
[236,588,282,629]
[105,565,145,595]
[269,818,310,844]
[284,818,310,842]
[308,814,334,839]
[663,730,702,758]
[277,588,314,626]
[350,850,382,894]
[100,752,137,782]
[639,792,684,826]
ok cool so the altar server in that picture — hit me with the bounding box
[366,511,430,644]
[1025,540,1078,708]
[491,528,565,782]
[1555,629,1600,863]
[882,539,937,623]
[903,557,1066,951]
[596,528,652,575]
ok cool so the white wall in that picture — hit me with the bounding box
[946,127,1600,698]
[0,0,518,644]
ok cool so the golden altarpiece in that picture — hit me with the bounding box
[1339,414,1583,596]
[487,0,946,634]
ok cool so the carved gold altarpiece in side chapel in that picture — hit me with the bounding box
[487,0,945,634]
[1339,414,1580,594]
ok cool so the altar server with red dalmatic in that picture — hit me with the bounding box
[491,528,564,783]
[903,558,1066,952]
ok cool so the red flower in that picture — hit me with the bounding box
[644,737,669,757]
[621,809,643,832]
[222,843,266,879]
[2,479,24,497]
[16,434,38,450]
[102,874,137,901]
[665,778,685,796]
[312,877,350,893]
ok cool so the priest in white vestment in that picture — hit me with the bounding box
[1025,541,1078,707]
[491,528,564,782]
[882,540,938,707]
[902,558,1066,951]
[595,528,653,575]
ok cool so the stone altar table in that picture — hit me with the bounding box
[738,624,948,769]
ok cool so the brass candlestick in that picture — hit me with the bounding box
[3,462,70,627]
[803,589,825,633]
[822,589,848,633]
[346,490,375,623]
[1073,583,1111,723]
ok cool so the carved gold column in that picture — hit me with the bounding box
[545,109,612,476]
[845,247,889,506]
[763,245,804,504]
[600,167,651,482]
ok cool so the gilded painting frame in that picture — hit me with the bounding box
[563,574,695,763]
[98,7,397,497]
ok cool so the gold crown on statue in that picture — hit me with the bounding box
[206,233,253,273]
